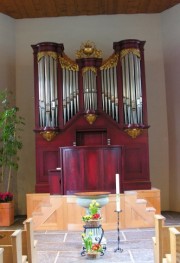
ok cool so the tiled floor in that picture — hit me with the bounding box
[1,211,180,263]
[35,228,155,263]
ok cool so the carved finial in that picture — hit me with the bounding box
[76,41,102,58]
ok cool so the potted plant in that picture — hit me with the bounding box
[0,89,25,226]
[81,232,103,258]
[82,200,102,227]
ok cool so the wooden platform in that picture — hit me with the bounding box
[26,188,160,231]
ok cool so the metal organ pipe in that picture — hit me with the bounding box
[82,67,97,112]
[38,53,58,128]
[120,49,143,126]
[100,53,119,123]
[100,67,117,121]
[59,54,79,124]
[36,43,144,131]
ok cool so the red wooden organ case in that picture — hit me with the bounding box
[31,39,151,194]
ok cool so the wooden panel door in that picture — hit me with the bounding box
[60,146,123,194]
[61,147,84,194]
[103,146,123,192]
[83,147,102,190]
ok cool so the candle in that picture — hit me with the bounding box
[115,173,120,211]
[116,173,120,194]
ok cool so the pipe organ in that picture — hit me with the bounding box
[32,39,151,194]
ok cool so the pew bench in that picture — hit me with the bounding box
[152,214,180,263]
[0,218,37,263]
[0,248,4,263]
[0,229,27,263]
[163,227,180,263]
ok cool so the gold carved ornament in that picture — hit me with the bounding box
[76,41,102,59]
[84,112,97,125]
[37,51,58,61]
[59,53,79,71]
[100,53,119,70]
[40,131,58,142]
[82,67,97,75]
[124,128,143,139]
[120,48,141,60]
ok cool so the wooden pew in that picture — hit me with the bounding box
[164,227,180,263]
[0,218,37,263]
[23,218,37,263]
[0,248,4,263]
[0,229,27,263]
[152,214,180,263]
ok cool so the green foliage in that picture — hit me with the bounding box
[0,90,25,192]
[89,200,100,215]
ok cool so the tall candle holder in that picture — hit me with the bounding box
[114,210,123,253]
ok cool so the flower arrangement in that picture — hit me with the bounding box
[0,192,13,203]
[82,232,103,254]
[82,200,101,222]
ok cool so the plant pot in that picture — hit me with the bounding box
[0,201,14,226]
[86,252,100,259]
[85,220,101,227]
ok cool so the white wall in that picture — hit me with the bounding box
[161,4,180,211]
[0,13,17,203]
[0,9,175,214]
[0,13,15,92]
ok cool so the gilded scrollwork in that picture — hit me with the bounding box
[120,48,141,60]
[37,51,58,61]
[100,53,119,70]
[59,54,79,71]
[82,67,97,75]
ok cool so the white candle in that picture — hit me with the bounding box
[116,173,120,194]
[115,173,120,211]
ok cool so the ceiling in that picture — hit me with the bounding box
[0,0,180,19]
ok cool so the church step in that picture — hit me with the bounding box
[27,191,159,230]
[136,198,147,204]
[146,207,156,212]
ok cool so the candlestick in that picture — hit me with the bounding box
[114,210,123,253]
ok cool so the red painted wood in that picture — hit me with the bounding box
[60,146,123,194]
[48,169,62,194]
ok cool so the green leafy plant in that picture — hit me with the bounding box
[82,200,101,222]
[0,90,25,193]
[82,232,103,253]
